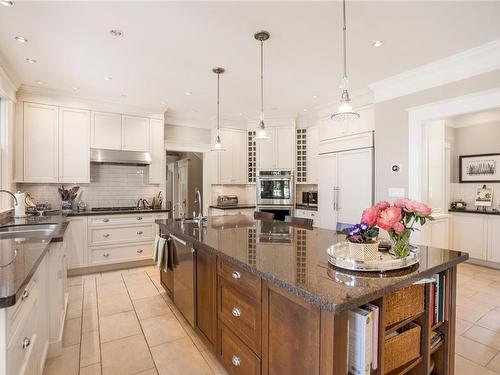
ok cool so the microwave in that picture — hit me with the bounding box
[302,191,318,207]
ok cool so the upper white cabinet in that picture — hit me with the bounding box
[211,128,247,184]
[122,115,150,151]
[319,105,374,142]
[256,127,295,170]
[149,119,165,184]
[59,107,90,183]
[91,111,122,150]
[24,102,59,183]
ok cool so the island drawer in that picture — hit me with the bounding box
[219,323,261,375]
[88,224,154,246]
[90,242,153,265]
[88,213,154,227]
[219,279,261,354]
[218,259,261,300]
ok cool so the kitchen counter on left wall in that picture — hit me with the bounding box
[0,214,69,308]
[65,208,171,216]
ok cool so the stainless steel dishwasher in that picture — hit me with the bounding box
[170,234,195,327]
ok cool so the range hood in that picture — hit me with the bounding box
[90,148,152,165]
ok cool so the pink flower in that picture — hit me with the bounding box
[361,207,379,226]
[404,200,432,216]
[394,198,410,209]
[377,207,403,231]
[393,222,405,233]
[374,201,390,212]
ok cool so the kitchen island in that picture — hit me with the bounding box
[156,215,468,375]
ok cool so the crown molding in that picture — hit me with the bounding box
[369,38,500,103]
[246,115,297,129]
[0,55,20,102]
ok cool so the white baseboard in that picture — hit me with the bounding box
[467,258,500,270]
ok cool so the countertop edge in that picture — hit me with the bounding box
[209,205,256,210]
[156,220,469,314]
[65,209,171,217]
[448,208,500,216]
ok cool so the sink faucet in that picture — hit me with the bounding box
[136,198,149,210]
[173,202,185,221]
[0,190,18,206]
[194,189,203,219]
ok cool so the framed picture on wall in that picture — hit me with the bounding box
[459,153,500,183]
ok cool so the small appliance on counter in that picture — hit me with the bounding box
[14,192,27,217]
[217,195,238,206]
[302,191,318,207]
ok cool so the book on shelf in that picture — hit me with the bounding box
[348,307,373,375]
[431,330,444,349]
[430,272,446,326]
[361,303,379,370]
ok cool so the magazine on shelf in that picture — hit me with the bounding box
[361,303,379,370]
[348,307,373,375]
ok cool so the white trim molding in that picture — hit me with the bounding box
[164,141,211,153]
[0,61,19,102]
[369,38,500,103]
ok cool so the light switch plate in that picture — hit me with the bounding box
[388,188,405,198]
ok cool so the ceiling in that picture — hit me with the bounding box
[1,1,500,124]
[448,108,500,128]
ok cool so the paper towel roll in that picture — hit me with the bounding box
[14,192,27,217]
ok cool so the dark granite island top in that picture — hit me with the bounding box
[156,215,468,314]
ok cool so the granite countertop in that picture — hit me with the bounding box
[156,215,468,314]
[209,204,256,210]
[0,213,69,308]
[449,208,500,215]
[295,204,318,211]
[65,208,171,217]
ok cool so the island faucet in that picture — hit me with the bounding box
[0,190,18,207]
[194,189,203,219]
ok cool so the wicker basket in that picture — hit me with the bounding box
[385,284,424,327]
[384,322,421,373]
[347,241,380,261]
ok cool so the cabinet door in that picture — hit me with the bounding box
[122,115,150,151]
[232,130,247,184]
[149,119,164,184]
[195,248,217,350]
[24,102,59,182]
[488,217,500,263]
[59,107,90,183]
[276,127,295,169]
[65,217,88,269]
[337,148,373,225]
[218,129,235,184]
[91,111,122,150]
[451,214,486,260]
[257,130,276,169]
[318,153,338,230]
[307,126,319,184]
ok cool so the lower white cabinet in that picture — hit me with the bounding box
[65,217,88,269]
[209,208,255,216]
[295,209,320,227]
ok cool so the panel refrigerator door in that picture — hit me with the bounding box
[318,153,338,230]
[337,148,374,226]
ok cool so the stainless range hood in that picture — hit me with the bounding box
[90,148,152,166]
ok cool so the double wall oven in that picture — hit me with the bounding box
[256,169,294,221]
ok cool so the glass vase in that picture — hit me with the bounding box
[390,229,411,258]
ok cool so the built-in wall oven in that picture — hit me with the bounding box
[256,170,294,221]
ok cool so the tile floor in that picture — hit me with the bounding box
[43,265,228,375]
[43,262,500,375]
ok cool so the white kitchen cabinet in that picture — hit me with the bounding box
[488,216,500,263]
[319,104,374,142]
[295,209,319,226]
[65,217,88,269]
[24,102,59,183]
[318,153,338,230]
[59,107,90,183]
[307,126,319,184]
[256,127,295,170]
[149,118,165,184]
[122,115,150,151]
[210,207,255,216]
[450,213,487,260]
[91,111,122,150]
[211,128,247,184]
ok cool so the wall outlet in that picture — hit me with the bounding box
[391,164,402,173]
[388,188,405,198]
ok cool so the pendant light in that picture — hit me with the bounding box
[331,0,360,121]
[211,67,226,152]
[254,31,270,140]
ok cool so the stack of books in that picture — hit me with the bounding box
[429,273,446,327]
[348,304,379,375]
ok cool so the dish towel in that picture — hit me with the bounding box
[153,235,168,271]
[167,237,180,270]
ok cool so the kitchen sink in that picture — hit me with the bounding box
[0,224,59,239]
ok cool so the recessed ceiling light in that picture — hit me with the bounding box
[238,112,244,116]
[303,108,308,112]
[104,75,113,81]
[185,91,192,96]
[109,29,124,37]
[312,95,318,99]
[120,94,127,98]
[0,0,14,7]
[35,80,45,85]
[25,58,37,64]
[15,36,28,43]
[373,40,384,47]
[73,87,79,91]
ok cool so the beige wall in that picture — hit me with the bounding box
[165,124,211,145]
[374,69,500,202]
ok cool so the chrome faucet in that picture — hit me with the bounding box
[0,190,18,206]
[173,202,185,221]
[194,189,203,219]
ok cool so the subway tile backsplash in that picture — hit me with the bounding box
[17,164,165,209]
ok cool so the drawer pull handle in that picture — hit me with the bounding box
[137,249,143,254]
[103,233,110,238]
[232,307,241,317]
[137,217,143,221]
[231,355,241,367]
[22,337,31,349]
[103,253,110,258]
[231,271,241,280]
[103,218,109,223]
[21,290,29,301]
[137,231,143,235]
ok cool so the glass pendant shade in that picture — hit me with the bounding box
[211,133,225,152]
[254,119,270,140]
[331,89,360,121]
